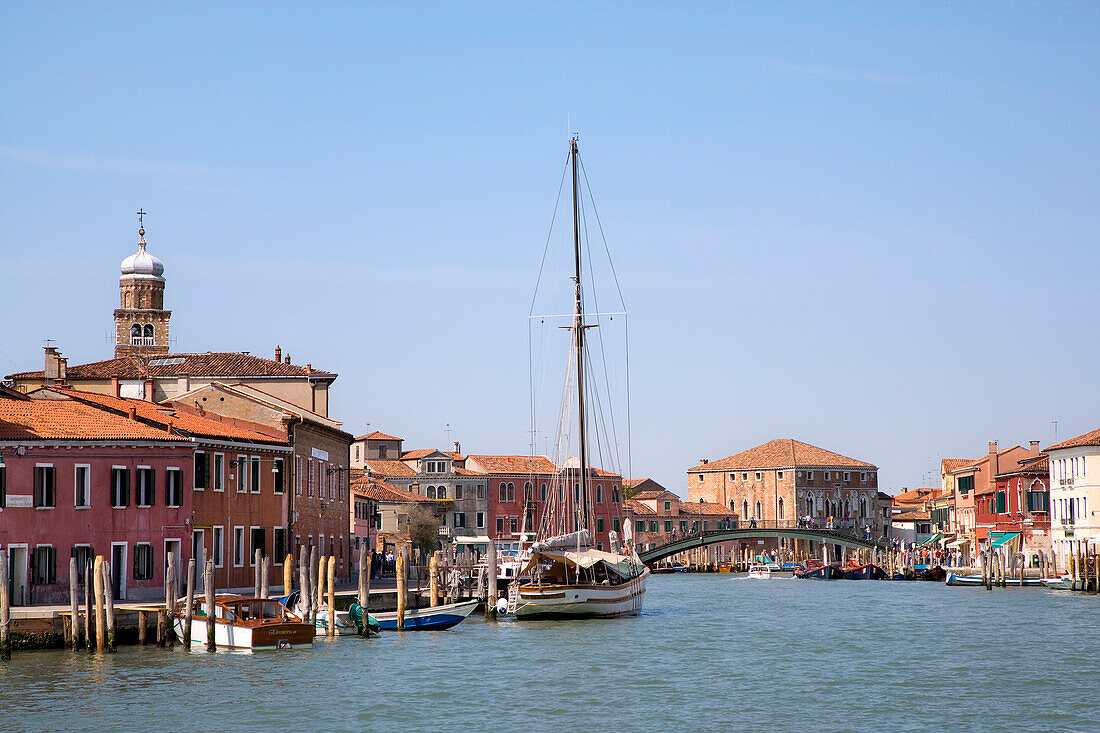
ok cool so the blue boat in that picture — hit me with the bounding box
[840,563,887,580]
[795,561,842,580]
[369,599,479,630]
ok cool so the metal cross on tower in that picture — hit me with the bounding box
[136,209,146,227]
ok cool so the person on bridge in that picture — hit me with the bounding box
[749,516,757,529]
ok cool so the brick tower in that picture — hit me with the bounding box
[114,218,171,357]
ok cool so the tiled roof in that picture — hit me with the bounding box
[7,352,334,381]
[401,449,463,461]
[0,399,188,442]
[465,455,558,475]
[892,488,940,505]
[633,489,679,501]
[46,388,285,444]
[623,499,656,516]
[365,459,418,478]
[679,500,735,516]
[623,478,648,489]
[949,447,1026,475]
[351,475,432,503]
[691,439,875,472]
[996,454,1049,478]
[941,458,975,473]
[358,430,401,442]
[1047,427,1100,452]
[219,383,345,430]
[892,510,931,522]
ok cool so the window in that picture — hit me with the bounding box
[697,474,704,483]
[509,517,517,534]
[111,467,130,507]
[130,323,142,345]
[476,512,485,529]
[31,546,56,585]
[438,486,447,499]
[995,492,1006,514]
[296,456,303,495]
[777,471,784,480]
[1027,490,1048,512]
[166,468,183,507]
[824,472,831,481]
[778,498,784,519]
[250,527,265,564]
[843,472,850,481]
[427,486,437,499]
[679,520,687,532]
[597,517,605,533]
[354,445,360,461]
[136,467,155,506]
[596,484,603,503]
[273,459,284,494]
[524,481,533,501]
[213,453,224,491]
[74,465,90,508]
[233,527,245,567]
[0,464,5,507]
[454,512,466,528]
[237,454,248,493]
[807,472,814,482]
[143,324,154,344]
[455,484,463,500]
[251,457,261,493]
[274,528,286,563]
[34,465,56,508]
[71,546,94,583]
[730,473,736,480]
[212,526,224,567]
[612,487,621,503]
[133,544,154,580]
[499,482,515,503]
[541,483,547,501]
[957,475,974,495]
[742,500,749,518]
[649,521,657,532]
[742,472,748,481]
[755,471,762,481]
[194,451,207,489]
[664,520,672,532]
[308,458,315,497]
[496,517,505,535]
[755,500,761,518]
[613,518,620,533]
[860,472,866,482]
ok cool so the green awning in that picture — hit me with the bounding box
[989,532,1020,549]
[919,533,941,547]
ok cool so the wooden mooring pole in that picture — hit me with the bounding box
[102,561,117,652]
[358,542,369,636]
[94,555,106,651]
[309,547,319,628]
[0,550,10,660]
[84,558,94,653]
[486,543,498,619]
[299,550,311,621]
[327,556,336,637]
[68,557,80,650]
[396,551,407,630]
[183,558,195,649]
[283,553,293,595]
[204,560,216,652]
[261,555,270,599]
[430,551,440,608]
[254,549,262,598]
[165,553,177,646]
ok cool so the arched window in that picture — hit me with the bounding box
[806,493,814,515]
[742,500,749,519]
[860,497,867,518]
[541,483,547,501]
[426,486,436,499]
[574,483,580,503]
[143,324,154,344]
[729,499,736,511]
[844,499,850,517]
[130,323,142,345]
[524,481,533,501]
[754,500,761,519]
[777,498,784,520]
[595,484,603,503]
[612,486,620,503]
[437,486,447,499]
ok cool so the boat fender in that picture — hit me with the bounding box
[495,597,508,615]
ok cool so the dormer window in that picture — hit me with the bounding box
[425,460,448,474]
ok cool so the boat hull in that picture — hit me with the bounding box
[945,572,1044,587]
[514,567,649,619]
[795,565,842,580]
[372,600,479,630]
[841,564,887,580]
[172,616,314,650]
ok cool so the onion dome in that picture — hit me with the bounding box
[120,226,165,279]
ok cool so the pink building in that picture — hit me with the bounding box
[0,394,195,604]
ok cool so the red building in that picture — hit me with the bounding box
[981,454,1050,560]
[0,393,195,604]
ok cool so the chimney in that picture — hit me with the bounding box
[111,376,120,397]
[284,354,290,364]
[144,378,155,402]
[1029,440,1040,454]
[988,440,998,485]
[44,346,62,384]
[306,363,312,373]
[127,406,137,420]
[274,345,282,362]
[454,441,461,455]
[58,357,67,383]
[700,458,709,465]
[177,376,190,393]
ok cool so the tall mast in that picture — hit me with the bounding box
[571,137,590,534]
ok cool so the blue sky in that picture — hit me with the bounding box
[2,1,1098,494]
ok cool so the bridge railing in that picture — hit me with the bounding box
[637,519,888,556]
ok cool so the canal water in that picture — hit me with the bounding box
[1,574,1097,732]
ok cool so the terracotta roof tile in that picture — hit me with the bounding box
[358,430,401,442]
[1047,427,1100,452]
[995,454,1049,478]
[365,459,418,478]
[691,439,875,472]
[941,457,976,473]
[351,475,432,503]
[892,510,931,522]
[623,499,656,516]
[679,500,736,516]
[0,399,188,442]
[466,455,558,475]
[7,352,334,381]
[633,489,679,501]
[400,449,463,461]
[623,478,648,489]
[46,388,284,444]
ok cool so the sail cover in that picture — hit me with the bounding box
[524,547,639,578]
[530,530,591,553]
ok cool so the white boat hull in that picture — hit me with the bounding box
[514,567,649,619]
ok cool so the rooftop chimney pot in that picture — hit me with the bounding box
[274,345,282,362]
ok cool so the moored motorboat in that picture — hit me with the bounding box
[1040,575,1077,590]
[174,595,314,650]
[747,563,772,579]
[795,561,841,580]
[369,599,479,630]
[273,590,363,636]
[841,563,887,580]
[945,572,1044,587]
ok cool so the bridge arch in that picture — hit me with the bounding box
[637,524,888,566]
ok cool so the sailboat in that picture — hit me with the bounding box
[513,138,650,620]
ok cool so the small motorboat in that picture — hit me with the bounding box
[1040,575,1077,590]
[945,572,1045,587]
[795,561,841,580]
[746,563,771,579]
[174,595,314,650]
[917,566,946,582]
[841,563,887,580]
[369,599,479,630]
[273,590,369,636]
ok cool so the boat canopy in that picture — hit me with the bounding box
[525,547,636,577]
[530,530,591,553]
[989,532,1020,549]
[946,538,970,548]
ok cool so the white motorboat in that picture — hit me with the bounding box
[1040,575,1078,590]
[747,563,772,579]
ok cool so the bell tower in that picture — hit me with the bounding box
[114,212,171,357]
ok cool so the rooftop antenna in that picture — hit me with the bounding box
[1052,420,1058,443]
[43,338,55,349]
